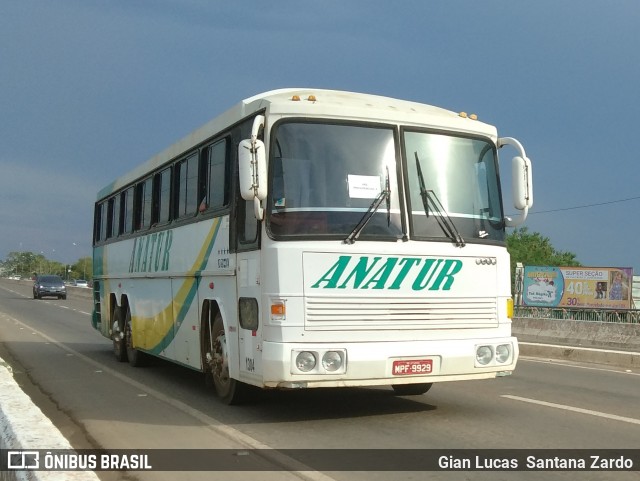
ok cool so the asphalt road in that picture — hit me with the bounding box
[0,279,639,481]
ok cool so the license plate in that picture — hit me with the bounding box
[392,359,433,376]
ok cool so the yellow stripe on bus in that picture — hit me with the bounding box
[127,217,222,353]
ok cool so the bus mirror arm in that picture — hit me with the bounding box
[251,115,264,142]
[504,205,528,227]
[498,137,533,227]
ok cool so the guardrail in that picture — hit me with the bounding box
[515,306,640,324]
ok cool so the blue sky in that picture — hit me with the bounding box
[1,0,639,273]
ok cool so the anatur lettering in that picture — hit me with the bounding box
[311,256,463,291]
[129,230,173,273]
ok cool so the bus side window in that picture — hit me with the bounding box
[122,186,134,234]
[205,139,228,211]
[239,199,258,245]
[154,167,171,225]
[106,195,120,239]
[175,153,199,218]
[94,201,107,243]
[135,177,153,231]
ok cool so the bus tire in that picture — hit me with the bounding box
[125,308,147,367]
[112,307,127,362]
[205,311,247,405]
[392,383,433,396]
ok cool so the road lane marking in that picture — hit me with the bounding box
[519,341,639,355]
[502,395,640,426]
[520,357,640,376]
[0,285,92,316]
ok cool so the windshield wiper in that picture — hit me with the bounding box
[415,152,465,247]
[344,167,391,245]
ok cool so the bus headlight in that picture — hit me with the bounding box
[476,346,493,365]
[496,344,511,363]
[322,351,344,372]
[292,349,347,374]
[296,351,317,372]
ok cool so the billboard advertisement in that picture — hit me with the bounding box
[522,266,633,309]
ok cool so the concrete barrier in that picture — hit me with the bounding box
[517,342,640,369]
[513,317,640,368]
[0,358,99,481]
[512,317,640,351]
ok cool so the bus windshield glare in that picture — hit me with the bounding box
[404,130,505,242]
[268,122,505,242]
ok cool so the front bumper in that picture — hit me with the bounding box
[259,336,519,389]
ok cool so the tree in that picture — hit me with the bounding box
[506,227,580,289]
[3,251,45,277]
[507,227,581,267]
[1,251,87,279]
[71,257,92,281]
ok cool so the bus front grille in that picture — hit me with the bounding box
[304,297,498,330]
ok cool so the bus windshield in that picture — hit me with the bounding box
[268,122,403,240]
[267,121,504,242]
[404,130,505,242]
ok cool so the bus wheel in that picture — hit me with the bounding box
[205,312,246,405]
[112,308,127,362]
[125,308,146,367]
[392,383,433,396]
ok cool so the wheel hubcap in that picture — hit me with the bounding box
[213,334,229,385]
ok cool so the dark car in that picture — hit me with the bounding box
[33,275,67,300]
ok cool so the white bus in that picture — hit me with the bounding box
[92,89,533,404]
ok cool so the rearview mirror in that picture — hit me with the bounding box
[512,155,533,210]
[498,137,533,227]
[238,138,267,201]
